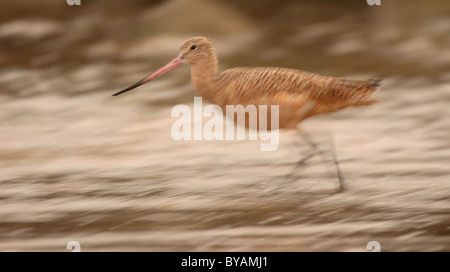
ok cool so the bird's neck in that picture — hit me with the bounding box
[190,54,219,104]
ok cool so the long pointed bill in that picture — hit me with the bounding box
[112,56,184,96]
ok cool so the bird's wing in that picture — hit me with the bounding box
[308,77,381,106]
[215,67,309,98]
[215,67,380,106]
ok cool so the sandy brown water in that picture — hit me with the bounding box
[0,0,449,251]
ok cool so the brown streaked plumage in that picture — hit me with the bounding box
[112,36,381,129]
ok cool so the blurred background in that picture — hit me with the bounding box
[0,0,449,251]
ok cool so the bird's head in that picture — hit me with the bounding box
[112,36,215,97]
[178,36,214,65]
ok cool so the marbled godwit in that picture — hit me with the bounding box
[113,36,381,192]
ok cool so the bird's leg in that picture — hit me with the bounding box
[283,129,320,182]
[286,100,321,170]
[282,153,315,183]
[329,134,346,193]
[284,129,346,193]
[300,128,319,152]
[283,99,345,192]
[302,130,346,192]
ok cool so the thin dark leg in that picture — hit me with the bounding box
[300,129,318,151]
[305,130,346,193]
[284,129,346,193]
[283,130,319,183]
[283,151,316,182]
[329,135,346,193]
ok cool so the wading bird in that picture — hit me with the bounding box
[113,36,381,192]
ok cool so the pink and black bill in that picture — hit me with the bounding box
[112,56,184,96]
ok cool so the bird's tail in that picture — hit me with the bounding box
[353,78,382,106]
[367,78,382,92]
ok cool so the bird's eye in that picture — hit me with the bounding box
[190,45,196,50]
